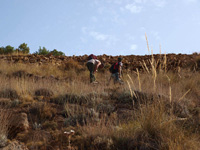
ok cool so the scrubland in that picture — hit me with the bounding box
[0,54,200,150]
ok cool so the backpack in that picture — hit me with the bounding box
[88,54,97,60]
[109,63,119,73]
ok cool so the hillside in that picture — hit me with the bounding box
[0,53,199,150]
[0,53,199,72]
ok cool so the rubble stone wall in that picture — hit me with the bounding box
[0,53,199,72]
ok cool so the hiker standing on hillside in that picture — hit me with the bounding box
[109,57,123,84]
[86,54,101,83]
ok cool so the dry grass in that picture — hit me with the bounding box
[78,67,200,149]
[74,39,199,149]
[0,60,65,78]
[0,108,14,147]
[113,101,200,150]
[0,53,199,150]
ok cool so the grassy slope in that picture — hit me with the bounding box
[0,56,199,150]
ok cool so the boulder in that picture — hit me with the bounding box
[9,113,29,138]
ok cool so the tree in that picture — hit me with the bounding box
[0,47,5,54]
[35,46,50,55]
[4,45,14,54]
[51,49,65,56]
[18,43,30,54]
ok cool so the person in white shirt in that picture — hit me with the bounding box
[86,56,101,83]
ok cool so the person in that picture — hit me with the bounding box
[110,57,123,84]
[86,54,101,83]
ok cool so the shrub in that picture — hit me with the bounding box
[0,89,19,99]
[112,101,200,150]
[0,47,5,54]
[35,46,49,55]
[50,49,65,56]
[64,59,82,71]
[0,45,16,55]
[29,102,56,124]
[18,43,30,54]
[50,94,88,105]
[4,45,15,54]
[35,88,53,97]
[42,121,57,130]
[195,55,200,70]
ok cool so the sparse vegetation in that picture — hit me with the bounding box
[0,43,65,56]
[0,52,199,150]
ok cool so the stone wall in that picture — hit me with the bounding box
[0,53,199,72]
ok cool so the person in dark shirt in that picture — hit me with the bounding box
[110,57,123,84]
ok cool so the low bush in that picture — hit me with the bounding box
[29,102,56,124]
[35,88,54,97]
[0,89,19,99]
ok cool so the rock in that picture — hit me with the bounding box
[29,58,36,63]
[9,113,29,138]
[0,134,8,148]
[24,57,29,62]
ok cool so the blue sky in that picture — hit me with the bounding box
[0,0,200,56]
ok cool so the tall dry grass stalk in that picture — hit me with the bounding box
[164,52,167,73]
[126,81,133,98]
[145,32,150,54]
[126,81,135,107]
[140,61,146,73]
[166,75,172,103]
[126,74,138,108]
[149,56,157,92]
[142,60,149,74]
[127,74,138,96]
[178,89,191,102]
[136,68,141,92]
[145,34,158,92]
[159,44,162,55]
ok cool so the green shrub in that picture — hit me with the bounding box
[35,46,49,55]
[18,43,30,54]
[51,49,65,56]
